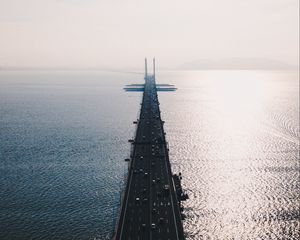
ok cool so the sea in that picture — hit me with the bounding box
[0,70,299,240]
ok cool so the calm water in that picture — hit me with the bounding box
[0,70,299,239]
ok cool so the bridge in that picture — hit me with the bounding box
[113,58,187,240]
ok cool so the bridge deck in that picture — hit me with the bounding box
[114,75,185,240]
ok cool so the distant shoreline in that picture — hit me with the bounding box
[0,68,298,72]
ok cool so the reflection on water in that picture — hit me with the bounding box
[0,70,299,239]
[158,70,299,239]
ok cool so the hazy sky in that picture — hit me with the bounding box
[0,0,298,69]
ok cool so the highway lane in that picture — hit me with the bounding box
[114,75,184,240]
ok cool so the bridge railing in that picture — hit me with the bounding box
[112,82,145,239]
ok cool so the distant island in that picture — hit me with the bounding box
[178,58,298,70]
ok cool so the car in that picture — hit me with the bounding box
[141,223,146,230]
[135,197,140,202]
[151,223,156,230]
[144,172,148,177]
[158,218,164,224]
